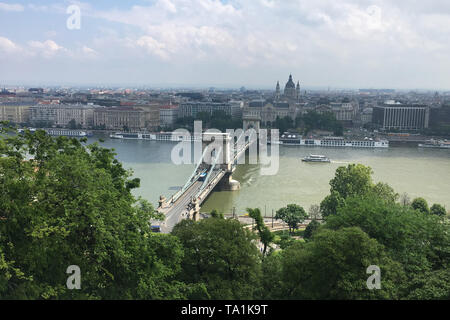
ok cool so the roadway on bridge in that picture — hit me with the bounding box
[160,180,203,233]
[160,167,225,233]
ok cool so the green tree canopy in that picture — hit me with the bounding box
[0,128,186,299]
[303,220,320,241]
[275,204,308,234]
[260,251,283,299]
[320,164,398,218]
[210,209,224,219]
[411,197,430,214]
[430,204,447,217]
[279,227,405,299]
[171,218,262,300]
[324,193,450,297]
[247,208,274,256]
[329,164,374,198]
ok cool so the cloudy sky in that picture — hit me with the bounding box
[1,0,450,89]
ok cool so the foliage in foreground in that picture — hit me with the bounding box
[0,129,186,299]
[172,218,262,300]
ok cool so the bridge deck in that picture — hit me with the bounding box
[160,168,225,233]
[159,132,256,233]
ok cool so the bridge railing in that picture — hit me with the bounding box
[170,147,210,204]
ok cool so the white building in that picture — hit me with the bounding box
[30,104,95,128]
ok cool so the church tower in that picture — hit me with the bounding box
[296,81,300,101]
[275,81,280,100]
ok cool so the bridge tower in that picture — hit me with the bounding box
[202,132,240,191]
[243,110,261,132]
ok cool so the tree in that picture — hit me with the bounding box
[407,269,450,300]
[411,197,430,214]
[172,218,262,300]
[372,182,399,203]
[247,208,274,256]
[303,220,320,241]
[325,193,450,298]
[275,204,308,234]
[430,204,446,217]
[320,191,345,218]
[329,164,374,199]
[308,204,321,220]
[0,128,186,299]
[280,227,406,299]
[210,209,224,219]
[320,164,398,218]
[67,119,79,129]
[261,251,284,299]
[400,193,411,206]
[273,116,294,134]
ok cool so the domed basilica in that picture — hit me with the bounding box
[243,74,301,129]
[276,74,300,102]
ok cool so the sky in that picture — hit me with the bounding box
[1,0,450,89]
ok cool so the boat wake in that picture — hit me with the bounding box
[331,161,350,164]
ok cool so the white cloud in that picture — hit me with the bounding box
[2,0,450,88]
[136,36,169,60]
[90,0,450,64]
[77,45,99,59]
[0,36,21,54]
[0,2,24,12]
[28,40,67,58]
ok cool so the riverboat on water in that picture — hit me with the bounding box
[302,155,331,163]
[418,139,450,149]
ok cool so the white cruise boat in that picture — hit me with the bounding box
[109,132,202,142]
[302,155,331,163]
[418,139,450,149]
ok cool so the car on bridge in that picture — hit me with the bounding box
[198,172,207,181]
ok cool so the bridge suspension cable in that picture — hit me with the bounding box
[195,146,223,198]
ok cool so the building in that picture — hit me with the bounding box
[94,107,145,130]
[0,102,31,124]
[55,104,94,128]
[93,106,159,131]
[244,99,295,125]
[275,74,300,102]
[159,105,179,128]
[30,104,95,128]
[330,102,358,122]
[30,104,58,125]
[134,104,160,130]
[299,101,358,126]
[178,102,241,118]
[372,103,430,131]
[361,107,373,124]
[429,105,450,128]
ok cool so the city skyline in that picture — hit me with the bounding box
[1,0,450,90]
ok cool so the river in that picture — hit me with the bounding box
[87,135,450,215]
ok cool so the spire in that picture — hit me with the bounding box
[275,81,280,99]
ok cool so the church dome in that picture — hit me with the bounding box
[285,74,295,89]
